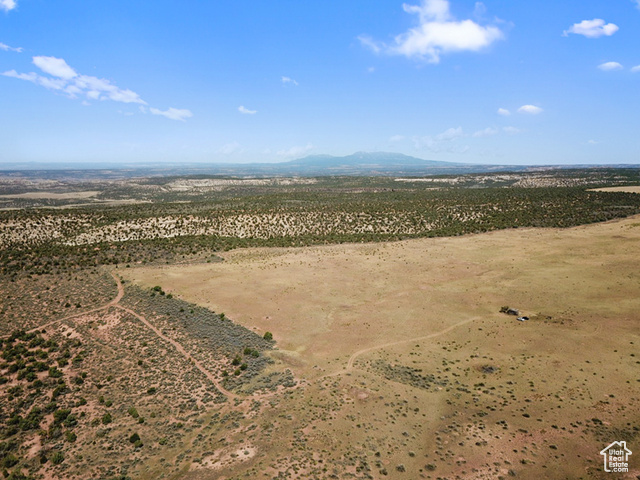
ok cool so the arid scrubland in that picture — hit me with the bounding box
[1,170,639,480]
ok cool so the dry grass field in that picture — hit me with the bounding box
[116,215,640,479]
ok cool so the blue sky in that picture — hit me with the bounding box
[1,0,639,166]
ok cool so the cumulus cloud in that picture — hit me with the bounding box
[32,56,77,79]
[563,19,619,38]
[0,0,16,12]
[497,108,510,116]
[389,134,405,142]
[631,65,640,73]
[360,0,503,63]
[281,76,298,86]
[277,143,314,158]
[238,105,257,115]
[149,107,193,122]
[3,54,191,120]
[598,61,623,71]
[4,56,146,104]
[517,104,543,115]
[0,42,22,52]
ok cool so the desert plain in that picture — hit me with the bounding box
[119,214,640,479]
[2,175,640,480]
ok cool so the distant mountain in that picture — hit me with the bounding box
[283,152,460,168]
[3,152,636,178]
[271,151,518,175]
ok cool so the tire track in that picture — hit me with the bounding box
[29,270,237,400]
[321,316,480,380]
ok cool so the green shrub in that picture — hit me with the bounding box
[1,453,19,468]
[50,451,64,465]
[53,409,71,424]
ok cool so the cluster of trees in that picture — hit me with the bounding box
[0,331,88,475]
[3,175,640,277]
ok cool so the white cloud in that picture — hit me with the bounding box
[635,0,640,10]
[360,0,503,63]
[5,54,191,120]
[33,56,77,79]
[598,61,623,71]
[473,2,487,19]
[0,42,22,52]
[563,19,619,38]
[472,127,499,137]
[517,104,543,115]
[2,69,36,82]
[0,0,16,12]
[587,139,599,145]
[149,107,193,122]
[631,65,640,73]
[277,143,314,158]
[238,105,257,115]
[503,126,520,135]
[3,69,67,90]
[497,107,510,116]
[358,35,383,54]
[413,126,465,150]
[7,57,147,104]
[435,126,464,141]
[389,134,405,142]
[281,76,298,86]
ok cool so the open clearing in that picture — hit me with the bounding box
[119,215,640,479]
[591,186,640,194]
[121,215,640,379]
[0,191,100,200]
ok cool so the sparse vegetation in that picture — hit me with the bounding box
[0,169,639,479]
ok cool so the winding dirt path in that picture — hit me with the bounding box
[29,271,124,334]
[30,270,237,399]
[321,315,480,380]
[113,303,237,400]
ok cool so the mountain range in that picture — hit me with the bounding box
[2,152,638,177]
